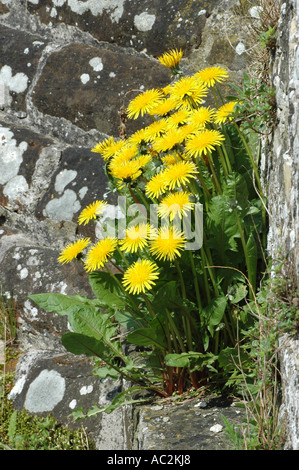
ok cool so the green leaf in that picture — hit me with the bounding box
[8,410,18,446]
[61,332,108,357]
[227,283,248,303]
[114,311,143,330]
[28,293,117,341]
[246,232,257,293]
[218,346,248,371]
[165,352,218,371]
[152,281,181,312]
[206,194,241,256]
[85,385,150,416]
[202,296,227,336]
[165,353,191,368]
[126,327,167,350]
[89,271,126,308]
[203,296,227,326]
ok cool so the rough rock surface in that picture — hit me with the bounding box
[1,0,297,450]
[260,0,299,450]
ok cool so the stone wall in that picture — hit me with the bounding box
[261,0,299,450]
[0,0,298,450]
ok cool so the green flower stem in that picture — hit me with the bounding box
[188,251,202,311]
[141,292,156,319]
[201,244,219,297]
[216,146,229,177]
[212,87,221,108]
[192,160,212,201]
[219,124,235,170]
[200,248,211,304]
[207,151,222,195]
[233,122,265,199]
[174,259,186,299]
[166,309,186,353]
[135,186,152,212]
[183,315,193,351]
[116,247,130,267]
[165,319,179,354]
[219,143,232,174]
[105,264,149,326]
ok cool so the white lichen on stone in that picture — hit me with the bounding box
[80,73,90,84]
[78,186,88,199]
[24,369,66,413]
[3,175,29,201]
[54,169,77,194]
[43,189,81,221]
[89,57,103,72]
[235,42,246,55]
[19,267,29,280]
[0,125,29,201]
[23,299,39,319]
[51,0,125,23]
[80,385,93,395]
[210,424,223,433]
[134,12,156,32]
[0,65,29,93]
[69,399,77,409]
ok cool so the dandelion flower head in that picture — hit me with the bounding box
[145,170,169,199]
[214,101,238,125]
[127,88,164,119]
[157,49,183,69]
[188,106,215,128]
[169,76,208,110]
[122,259,159,295]
[163,160,198,190]
[78,200,108,226]
[119,222,150,253]
[185,129,225,158]
[158,191,194,220]
[196,66,229,88]
[92,137,126,161]
[58,238,90,264]
[84,238,117,272]
[149,226,186,262]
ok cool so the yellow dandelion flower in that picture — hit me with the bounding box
[149,226,186,262]
[143,119,168,142]
[188,106,215,128]
[169,76,208,110]
[151,127,184,153]
[161,153,181,166]
[119,222,149,253]
[158,48,183,69]
[127,129,147,145]
[185,129,225,158]
[84,238,117,272]
[214,101,238,124]
[92,137,126,161]
[109,159,142,183]
[163,160,198,189]
[145,170,169,199]
[158,191,194,220]
[148,96,177,117]
[134,153,152,169]
[122,259,159,295]
[108,144,139,171]
[165,109,190,128]
[127,88,164,119]
[78,200,108,226]
[196,66,229,88]
[58,238,91,264]
[178,122,199,141]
